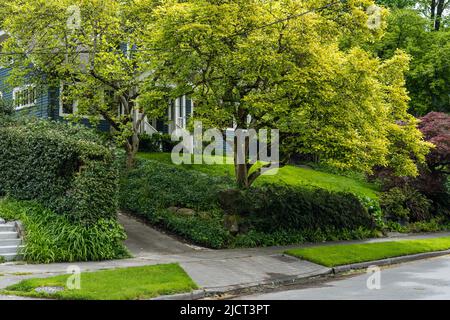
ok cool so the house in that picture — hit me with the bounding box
[0,30,193,138]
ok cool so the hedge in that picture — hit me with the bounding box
[239,184,376,233]
[0,118,119,224]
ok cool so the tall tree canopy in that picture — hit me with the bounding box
[372,4,450,115]
[147,0,431,187]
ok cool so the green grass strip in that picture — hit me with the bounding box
[2,264,198,300]
[285,237,450,267]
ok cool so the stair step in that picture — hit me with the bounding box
[0,224,16,232]
[0,232,18,240]
[0,239,22,246]
[0,245,22,254]
[0,253,20,262]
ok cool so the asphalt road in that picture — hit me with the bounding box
[236,255,450,300]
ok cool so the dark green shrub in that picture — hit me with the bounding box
[231,226,376,248]
[0,198,129,263]
[237,184,376,233]
[160,134,178,153]
[120,159,233,215]
[138,133,178,153]
[0,119,119,224]
[0,98,13,117]
[155,209,231,249]
[138,133,161,153]
[380,186,432,223]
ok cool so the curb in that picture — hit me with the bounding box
[155,250,450,300]
[332,249,450,274]
[153,268,333,300]
[152,290,207,300]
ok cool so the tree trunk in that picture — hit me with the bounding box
[234,133,250,189]
[235,163,249,189]
[234,137,249,189]
[435,0,445,31]
[125,131,140,169]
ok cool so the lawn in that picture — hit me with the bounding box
[137,152,379,199]
[2,264,198,300]
[285,237,450,267]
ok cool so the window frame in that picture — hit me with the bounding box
[12,84,37,110]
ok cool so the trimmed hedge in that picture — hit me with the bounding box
[0,118,119,224]
[239,184,376,233]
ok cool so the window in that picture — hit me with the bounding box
[13,85,37,110]
[59,83,77,115]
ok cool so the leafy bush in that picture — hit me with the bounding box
[231,227,376,248]
[0,118,119,224]
[155,209,231,249]
[386,218,450,234]
[0,198,129,263]
[138,133,178,153]
[237,184,376,233]
[372,112,450,219]
[0,97,13,117]
[120,159,233,215]
[380,186,432,223]
[138,133,161,153]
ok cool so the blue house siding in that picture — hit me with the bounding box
[0,68,51,118]
[49,86,111,132]
[0,68,13,101]
[1,66,188,136]
[0,67,110,132]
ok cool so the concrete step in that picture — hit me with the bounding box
[0,238,22,246]
[0,253,20,262]
[0,224,16,232]
[0,245,22,254]
[0,232,18,240]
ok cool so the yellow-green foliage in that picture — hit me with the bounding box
[147,0,431,182]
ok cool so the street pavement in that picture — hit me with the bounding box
[235,255,450,300]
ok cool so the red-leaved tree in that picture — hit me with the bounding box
[418,112,450,175]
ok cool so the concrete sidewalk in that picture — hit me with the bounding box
[1,214,450,299]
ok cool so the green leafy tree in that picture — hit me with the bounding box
[376,0,416,9]
[148,0,431,188]
[373,8,450,115]
[0,0,168,167]
[418,0,450,31]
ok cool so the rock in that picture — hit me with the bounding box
[0,218,5,224]
[167,207,180,213]
[223,215,240,234]
[197,212,212,219]
[35,286,64,294]
[177,208,196,216]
